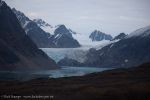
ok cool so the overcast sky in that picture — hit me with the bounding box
[4,0,150,36]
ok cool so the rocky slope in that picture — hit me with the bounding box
[12,8,56,48]
[0,0,59,71]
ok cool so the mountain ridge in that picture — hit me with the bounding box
[12,10,81,48]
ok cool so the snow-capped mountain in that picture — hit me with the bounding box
[89,30,113,41]
[12,9,115,48]
[85,25,150,67]
[33,19,80,48]
[52,25,80,48]
[12,8,56,48]
[33,19,52,28]
[33,19,78,35]
[33,19,55,34]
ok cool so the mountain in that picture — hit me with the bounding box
[0,0,59,71]
[33,19,80,48]
[12,8,80,48]
[33,19,53,28]
[112,33,127,40]
[85,25,150,67]
[12,8,56,48]
[89,30,112,41]
[58,25,150,68]
[51,25,80,48]
[33,19,54,34]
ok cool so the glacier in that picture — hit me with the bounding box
[41,40,114,63]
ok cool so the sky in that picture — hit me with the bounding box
[4,0,150,36]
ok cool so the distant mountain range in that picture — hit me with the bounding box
[12,8,117,47]
[0,0,58,71]
[12,9,80,48]
[58,25,150,68]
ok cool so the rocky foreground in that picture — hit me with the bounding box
[0,62,150,100]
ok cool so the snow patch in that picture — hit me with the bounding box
[95,39,120,50]
[23,20,30,28]
[40,26,56,35]
[33,19,55,34]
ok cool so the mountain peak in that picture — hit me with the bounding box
[89,30,112,41]
[112,32,127,40]
[12,8,29,19]
[33,19,52,28]
[12,8,31,27]
[54,24,69,35]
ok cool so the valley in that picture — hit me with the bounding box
[0,0,150,100]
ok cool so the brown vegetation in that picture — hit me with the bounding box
[0,63,150,100]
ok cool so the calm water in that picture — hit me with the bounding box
[34,66,111,78]
[0,66,111,81]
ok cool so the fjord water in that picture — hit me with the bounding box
[34,66,110,78]
[0,66,110,81]
[0,48,111,81]
[40,48,111,78]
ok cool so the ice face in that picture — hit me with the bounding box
[41,47,89,63]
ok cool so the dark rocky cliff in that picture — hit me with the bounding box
[0,0,59,71]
